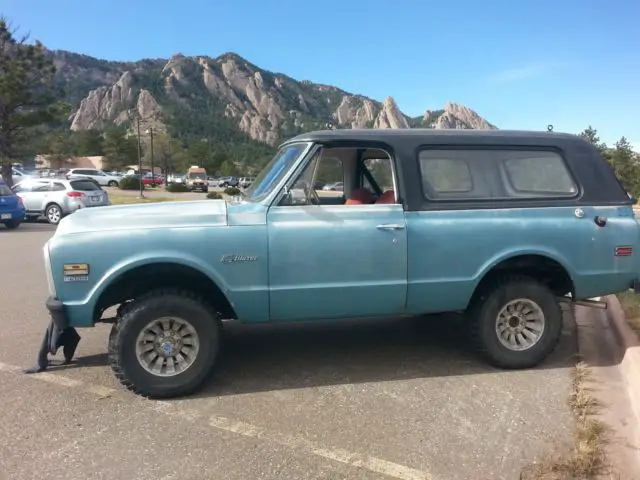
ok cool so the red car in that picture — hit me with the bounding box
[142,174,164,187]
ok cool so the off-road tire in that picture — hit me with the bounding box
[108,288,221,398]
[3,219,21,229]
[467,275,563,369]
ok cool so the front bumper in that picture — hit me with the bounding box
[633,280,640,293]
[46,296,69,330]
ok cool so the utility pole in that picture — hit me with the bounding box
[149,127,155,187]
[136,115,144,198]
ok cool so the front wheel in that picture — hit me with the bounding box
[468,276,562,369]
[107,288,221,398]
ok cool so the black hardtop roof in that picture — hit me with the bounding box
[282,128,586,147]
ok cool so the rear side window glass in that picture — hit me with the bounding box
[418,148,577,201]
[71,180,100,191]
[420,157,473,193]
[31,182,51,192]
[503,153,577,196]
[52,182,66,191]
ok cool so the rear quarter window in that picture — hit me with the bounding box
[70,180,100,191]
[502,153,577,196]
[418,148,578,201]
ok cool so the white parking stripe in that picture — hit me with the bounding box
[0,361,433,480]
[208,415,431,480]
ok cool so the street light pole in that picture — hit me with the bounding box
[149,127,155,187]
[136,115,144,198]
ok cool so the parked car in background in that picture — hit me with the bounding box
[322,181,344,191]
[66,168,121,187]
[218,176,239,188]
[142,173,164,187]
[13,178,110,224]
[239,177,255,188]
[11,167,38,183]
[186,166,209,192]
[166,174,185,185]
[0,179,25,229]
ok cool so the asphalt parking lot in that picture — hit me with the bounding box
[0,223,578,480]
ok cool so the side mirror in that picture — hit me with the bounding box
[279,186,306,206]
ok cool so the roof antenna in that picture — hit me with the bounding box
[547,124,554,132]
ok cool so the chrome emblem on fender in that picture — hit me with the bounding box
[220,254,258,264]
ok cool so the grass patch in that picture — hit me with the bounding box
[521,361,610,479]
[616,291,640,335]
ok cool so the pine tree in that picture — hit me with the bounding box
[0,17,65,185]
[610,137,640,198]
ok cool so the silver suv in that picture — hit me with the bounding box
[66,168,121,187]
[13,178,111,224]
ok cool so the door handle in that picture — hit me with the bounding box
[377,224,405,230]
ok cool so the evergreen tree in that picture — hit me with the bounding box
[610,137,640,198]
[0,17,66,185]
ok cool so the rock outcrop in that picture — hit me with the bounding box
[67,51,496,144]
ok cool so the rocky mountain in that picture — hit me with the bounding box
[51,50,496,148]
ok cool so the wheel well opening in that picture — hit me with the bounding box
[95,263,237,321]
[473,255,574,299]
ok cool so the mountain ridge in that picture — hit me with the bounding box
[47,49,497,152]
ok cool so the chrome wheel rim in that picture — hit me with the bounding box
[47,206,61,224]
[495,298,545,351]
[135,317,200,377]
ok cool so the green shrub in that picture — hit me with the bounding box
[224,186,241,196]
[206,191,223,199]
[166,183,190,193]
[119,176,144,190]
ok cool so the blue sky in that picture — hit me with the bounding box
[2,0,638,148]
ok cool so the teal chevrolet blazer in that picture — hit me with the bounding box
[42,129,640,398]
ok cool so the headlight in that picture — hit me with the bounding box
[43,240,56,297]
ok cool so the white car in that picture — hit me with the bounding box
[66,168,121,187]
[11,167,38,183]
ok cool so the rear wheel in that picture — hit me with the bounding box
[3,219,20,229]
[45,204,62,225]
[108,180,118,187]
[468,276,563,369]
[108,288,221,398]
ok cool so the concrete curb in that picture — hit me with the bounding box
[603,294,640,422]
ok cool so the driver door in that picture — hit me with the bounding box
[266,148,408,321]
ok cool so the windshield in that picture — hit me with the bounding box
[189,173,206,180]
[244,142,310,202]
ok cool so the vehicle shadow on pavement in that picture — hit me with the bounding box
[2,222,56,233]
[190,311,578,398]
[48,353,107,370]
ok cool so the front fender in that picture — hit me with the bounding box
[57,251,233,328]
[86,251,233,305]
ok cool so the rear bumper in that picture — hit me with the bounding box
[0,207,25,220]
[45,296,69,330]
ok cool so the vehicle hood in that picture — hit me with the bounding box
[55,200,228,235]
